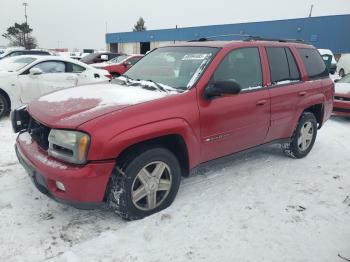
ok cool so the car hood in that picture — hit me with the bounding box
[335,83,350,96]
[28,83,169,129]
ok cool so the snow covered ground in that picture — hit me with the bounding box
[0,116,349,262]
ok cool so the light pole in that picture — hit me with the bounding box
[23,2,28,48]
[308,4,314,18]
[23,2,28,24]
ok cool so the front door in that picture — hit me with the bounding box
[19,61,78,103]
[198,47,271,162]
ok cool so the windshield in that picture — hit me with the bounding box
[0,56,36,72]
[124,46,219,90]
[109,55,129,64]
[338,74,350,83]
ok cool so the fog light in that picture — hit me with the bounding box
[55,181,65,191]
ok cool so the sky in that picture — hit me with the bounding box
[0,0,349,50]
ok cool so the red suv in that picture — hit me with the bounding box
[12,39,334,220]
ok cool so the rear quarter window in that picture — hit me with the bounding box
[297,48,328,79]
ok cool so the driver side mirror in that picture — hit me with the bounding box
[29,68,43,76]
[204,79,241,99]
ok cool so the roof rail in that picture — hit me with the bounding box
[244,36,306,43]
[188,34,306,44]
[188,33,258,42]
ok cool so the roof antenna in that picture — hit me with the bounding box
[308,4,314,18]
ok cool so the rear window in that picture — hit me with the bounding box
[266,47,300,84]
[297,48,328,79]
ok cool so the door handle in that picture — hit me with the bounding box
[256,99,267,106]
[299,91,307,97]
[66,76,75,81]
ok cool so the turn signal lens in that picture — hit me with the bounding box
[78,135,89,162]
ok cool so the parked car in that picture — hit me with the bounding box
[318,49,337,74]
[337,53,350,77]
[0,49,52,60]
[0,55,111,118]
[92,54,144,77]
[333,74,350,116]
[12,39,334,220]
[80,52,123,65]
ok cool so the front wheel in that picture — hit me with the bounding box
[282,112,317,159]
[107,147,181,220]
[0,94,9,119]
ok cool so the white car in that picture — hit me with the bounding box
[0,55,111,118]
[318,49,337,74]
[337,53,350,78]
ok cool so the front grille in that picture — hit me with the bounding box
[333,107,350,113]
[334,96,350,102]
[28,117,51,150]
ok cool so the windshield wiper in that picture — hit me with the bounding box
[145,79,169,93]
[113,74,133,85]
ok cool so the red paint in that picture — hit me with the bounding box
[333,90,350,116]
[101,55,144,76]
[17,40,334,205]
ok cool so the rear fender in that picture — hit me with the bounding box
[289,94,325,136]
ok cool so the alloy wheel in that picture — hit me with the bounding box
[131,161,172,211]
[298,121,314,151]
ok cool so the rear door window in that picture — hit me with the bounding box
[31,61,66,73]
[297,48,328,79]
[285,48,300,81]
[213,47,262,91]
[266,47,300,85]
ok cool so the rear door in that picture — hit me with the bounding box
[264,47,307,142]
[19,61,78,103]
[198,47,271,162]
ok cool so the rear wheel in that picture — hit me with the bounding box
[0,94,9,119]
[339,69,345,78]
[107,147,181,220]
[282,112,317,159]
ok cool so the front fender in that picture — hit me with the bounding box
[90,118,201,169]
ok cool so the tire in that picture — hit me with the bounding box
[339,69,345,78]
[107,147,181,220]
[282,112,318,159]
[0,94,9,119]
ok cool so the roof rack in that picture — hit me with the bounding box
[244,36,305,43]
[188,34,306,44]
[188,33,258,42]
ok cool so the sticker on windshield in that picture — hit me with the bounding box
[182,53,211,61]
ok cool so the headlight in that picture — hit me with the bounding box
[48,129,90,164]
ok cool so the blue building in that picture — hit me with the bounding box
[106,14,350,55]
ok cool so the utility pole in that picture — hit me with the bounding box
[23,2,28,49]
[308,4,314,18]
[23,2,28,24]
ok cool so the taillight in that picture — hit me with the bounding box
[105,74,112,80]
